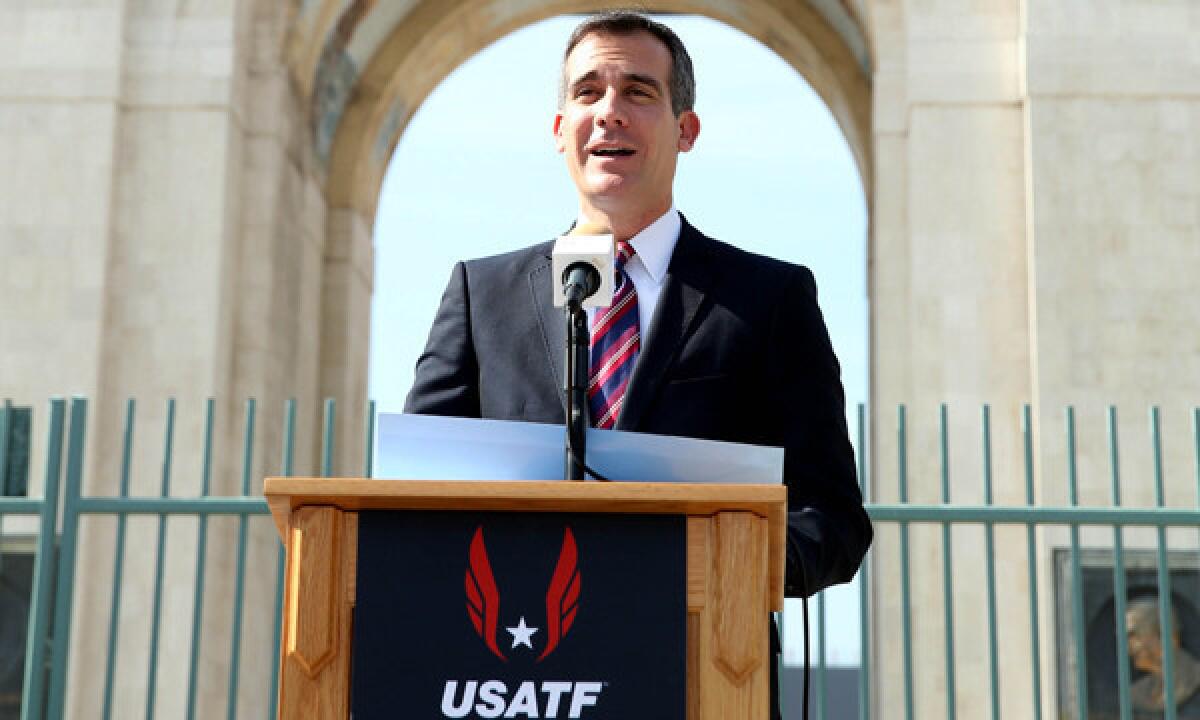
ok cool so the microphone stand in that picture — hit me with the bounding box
[563,300,590,480]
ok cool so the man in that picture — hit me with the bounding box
[405,11,872,717]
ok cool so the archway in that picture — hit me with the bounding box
[296,0,873,466]
[364,12,871,683]
[307,0,871,220]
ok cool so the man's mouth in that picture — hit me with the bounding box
[590,147,636,157]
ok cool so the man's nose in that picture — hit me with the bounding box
[594,89,627,127]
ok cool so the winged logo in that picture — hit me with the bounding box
[464,526,581,662]
[537,527,580,660]
[465,525,507,660]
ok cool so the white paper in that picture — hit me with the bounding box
[375,413,783,485]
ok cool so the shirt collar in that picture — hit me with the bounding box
[626,206,679,283]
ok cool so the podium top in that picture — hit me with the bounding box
[265,478,784,534]
[266,478,786,603]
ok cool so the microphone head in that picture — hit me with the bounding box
[552,228,615,308]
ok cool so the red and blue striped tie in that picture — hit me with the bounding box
[589,241,640,429]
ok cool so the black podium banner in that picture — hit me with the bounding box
[351,509,686,719]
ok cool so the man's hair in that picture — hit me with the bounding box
[1127,596,1180,640]
[559,11,696,116]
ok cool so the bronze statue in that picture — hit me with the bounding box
[1126,596,1200,712]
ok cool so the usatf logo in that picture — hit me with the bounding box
[351,511,682,719]
[440,680,602,719]
[446,526,600,718]
[464,526,581,662]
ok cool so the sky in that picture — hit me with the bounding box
[368,14,867,666]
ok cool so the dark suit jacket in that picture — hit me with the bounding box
[404,217,871,597]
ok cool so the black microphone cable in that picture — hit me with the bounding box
[795,553,811,720]
[801,592,810,720]
[562,406,610,481]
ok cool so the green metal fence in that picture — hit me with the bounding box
[0,397,375,720]
[2,398,1198,719]
[845,404,1200,720]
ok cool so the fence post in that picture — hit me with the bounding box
[102,399,136,720]
[20,399,66,720]
[186,398,215,720]
[1,399,11,497]
[45,397,87,720]
[226,399,256,720]
[321,398,335,477]
[145,398,176,720]
[897,404,914,720]
[857,403,870,720]
[1022,404,1043,720]
[267,398,297,720]
[1,399,10,579]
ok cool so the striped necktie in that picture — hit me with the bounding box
[588,240,640,429]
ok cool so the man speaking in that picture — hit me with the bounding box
[404,11,872,717]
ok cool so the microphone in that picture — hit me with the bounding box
[552,222,614,309]
[553,222,614,481]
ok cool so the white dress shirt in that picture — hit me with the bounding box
[585,206,680,345]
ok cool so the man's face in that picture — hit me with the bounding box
[554,31,699,221]
[1127,623,1164,674]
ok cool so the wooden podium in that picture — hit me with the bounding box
[265,478,786,719]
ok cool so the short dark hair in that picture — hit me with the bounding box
[559,11,696,116]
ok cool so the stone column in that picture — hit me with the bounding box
[868,2,1035,717]
[318,208,374,478]
[0,0,123,502]
[0,0,333,717]
[1023,3,1200,716]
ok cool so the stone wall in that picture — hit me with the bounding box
[0,1,345,716]
[867,2,1037,716]
[867,1,1200,718]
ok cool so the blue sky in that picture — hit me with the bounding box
[368,14,867,666]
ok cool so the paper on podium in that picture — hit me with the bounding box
[376,413,783,484]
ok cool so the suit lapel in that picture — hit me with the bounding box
[529,251,567,407]
[617,220,717,431]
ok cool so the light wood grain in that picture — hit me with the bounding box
[687,516,709,612]
[278,506,356,719]
[264,478,786,610]
[692,511,770,719]
[712,512,767,685]
[767,500,786,609]
[343,512,358,606]
[269,479,782,719]
[267,495,289,539]
[687,612,703,720]
[286,506,339,675]
[265,477,783,517]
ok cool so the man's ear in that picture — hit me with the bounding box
[553,113,565,153]
[677,111,700,152]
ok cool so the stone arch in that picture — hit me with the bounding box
[295,0,874,472]
[305,0,873,222]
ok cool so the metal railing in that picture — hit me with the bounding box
[3,399,1199,719]
[1,397,374,720]
[839,403,1200,720]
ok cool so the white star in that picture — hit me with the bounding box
[506,617,539,649]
